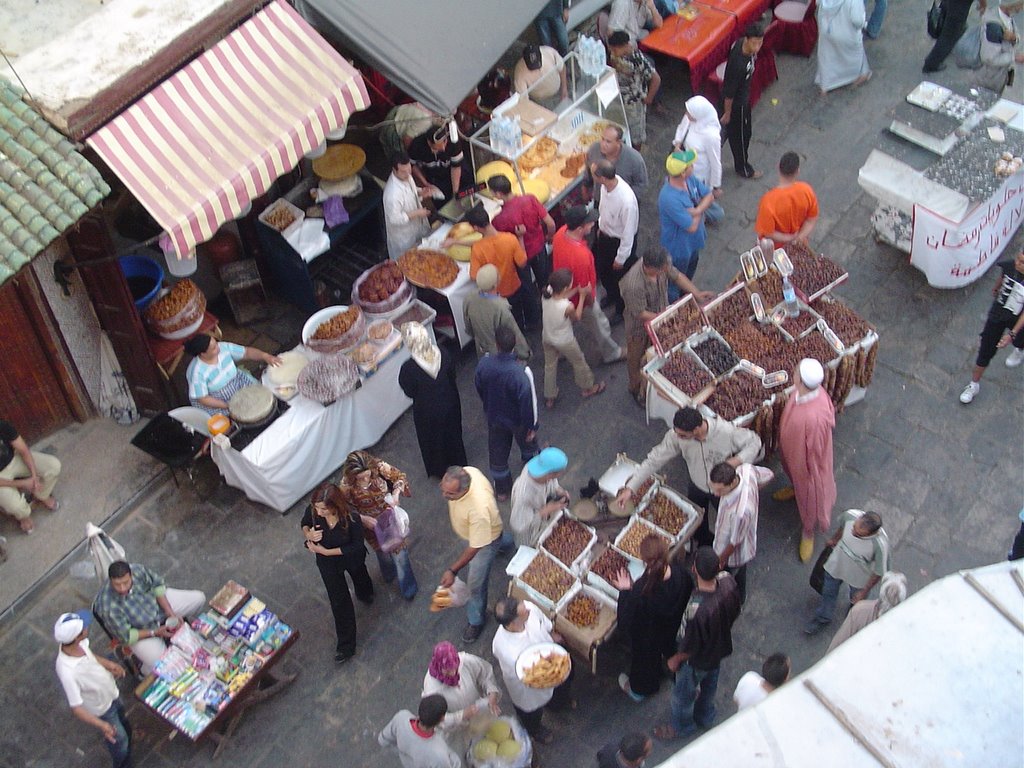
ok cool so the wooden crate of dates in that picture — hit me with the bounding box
[635,483,703,546]
[703,282,753,336]
[701,370,772,424]
[553,583,618,673]
[583,543,643,599]
[647,294,706,356]
[642,343,714,409]
[784,242,848,301]
[614,517,672,563]
[514,550,579,611]
[538,511,597,572]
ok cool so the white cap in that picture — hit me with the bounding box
[53,610,90,644]
[798,358,825,388]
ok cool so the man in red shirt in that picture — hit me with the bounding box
[551,206,624,364]
[466,206,535,331]
[488,175,556,290]
[755,152,819,249]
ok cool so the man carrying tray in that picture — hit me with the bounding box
[492,596,574,745]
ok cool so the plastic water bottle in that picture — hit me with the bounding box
[782,275,799,318]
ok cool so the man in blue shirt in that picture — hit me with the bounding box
[475,326,539,499]
[659,150,714,294]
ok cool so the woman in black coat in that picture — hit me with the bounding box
[301,482,373,664]
[398,322,467,478]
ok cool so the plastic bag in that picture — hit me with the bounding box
[466,715,533,768]
[448,577,470,607]
[953,24,983,69]
[375,506,409,554]
[323,195,349,228]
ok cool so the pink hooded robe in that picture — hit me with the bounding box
[778,388,837,537]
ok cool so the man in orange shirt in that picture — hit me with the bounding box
[755,152,819,249]
[466,206,534,330]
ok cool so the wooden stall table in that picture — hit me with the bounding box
[640,6,738,94]
[134,589,300,759]
[146,311,222,379]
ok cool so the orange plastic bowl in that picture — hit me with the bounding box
[207,414,230,436]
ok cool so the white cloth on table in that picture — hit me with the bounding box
[815,0,870,92]
[492,601,555,712]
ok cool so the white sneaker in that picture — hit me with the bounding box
[959,382,980,404]
[1006,348,1024,368]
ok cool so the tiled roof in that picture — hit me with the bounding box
[0,82,109,285]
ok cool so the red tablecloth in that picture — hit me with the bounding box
[640,7,738,93]
[695,0,772,30]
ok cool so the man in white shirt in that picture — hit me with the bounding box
[378,694,462,768]
[733,653,790,711]
[592,160,640,322]
[53,610,132,768]
[383,152,433,260]
[491,597,572,744]
[513,44,568,102]
[609,0,664,42]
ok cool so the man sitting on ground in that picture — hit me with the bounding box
[755,151,819,248]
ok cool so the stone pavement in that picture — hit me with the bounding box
[2,5,1022,767]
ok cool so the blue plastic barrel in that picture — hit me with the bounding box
[118,256,164,310]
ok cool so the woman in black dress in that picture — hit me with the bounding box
[301,482,374,664]
[612,534,692,700]
[398,322,467,478]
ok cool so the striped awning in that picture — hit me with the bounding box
[86,0,368,259]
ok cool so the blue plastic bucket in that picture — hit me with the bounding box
[119,256,164,310]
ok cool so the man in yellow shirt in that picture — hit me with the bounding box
[438,466,514,643]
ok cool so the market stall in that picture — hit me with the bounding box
[211,286,435,512]
[134,581,298,758]
[857,85,1024,288]
[504,467,702,673]
[642,243,878,453]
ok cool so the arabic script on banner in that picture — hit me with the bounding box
[910,172,1024,288]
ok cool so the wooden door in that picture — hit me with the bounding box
[67,213,169,413]
[0,269,88,442]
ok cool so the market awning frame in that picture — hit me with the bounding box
[87,0,369,259]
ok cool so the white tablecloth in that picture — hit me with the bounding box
[212,347,413,512]
[418,223,475,349]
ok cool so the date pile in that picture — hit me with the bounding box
[589,547,630,583]
[692,337,739,376]
[705,289,751,335]
[794,332,839,366]
[721,323,784,370]
[754,270,784,307]
[811,299,873,345]
[786,243,846,298]
[653,299,704,350]
[520,552,574,603]
[358,262,404,303]
[780,310,818,339]
[640,492,690,536]
[660,350,712,396]
[542,517,593,567]
[703,372,767,421]
[563,593,600,628]
[617,522,670,560]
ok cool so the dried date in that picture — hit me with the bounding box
[794,331,840,366]
[691,337,739,377]
[564,593,600,628]
[721,324,785,369]
[786,242,846,298]
[640,492,690,536]
[543,517,593,567]
[590,547,629,583]
[811,298,873,346]
[780,310,818,338]
[653,299,703,350]
[703,372,766,421]
[660,350,713,396]
[617,523,670,560]
[705,290,751,335]
[520,552,574,603]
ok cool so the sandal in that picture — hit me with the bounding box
[654,724,680,741]
[582,381,606,399]
[19,518,35,535]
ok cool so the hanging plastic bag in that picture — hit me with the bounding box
[954,25,983,69]
[375,506,409,554]
[430,577,470,611]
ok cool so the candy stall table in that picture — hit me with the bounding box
[134,584,299,759]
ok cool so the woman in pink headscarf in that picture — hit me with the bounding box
[422,641,502,753]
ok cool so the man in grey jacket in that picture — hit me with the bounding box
[616,406,762,545]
